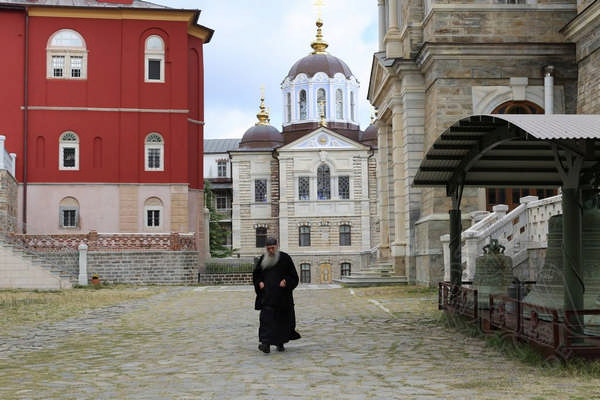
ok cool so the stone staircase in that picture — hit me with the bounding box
[334,261,407,287]
[0,235,74,289]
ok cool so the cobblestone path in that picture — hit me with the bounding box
[1,285,600,399]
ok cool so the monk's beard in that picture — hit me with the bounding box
[261,250,280,269]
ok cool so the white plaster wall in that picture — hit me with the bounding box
[203,152,231,179]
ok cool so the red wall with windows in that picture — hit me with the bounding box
[1,8,206,190]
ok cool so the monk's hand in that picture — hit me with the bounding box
[280,279,287,288]
[259,282,265,289]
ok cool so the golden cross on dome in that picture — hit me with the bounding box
[256,85,269,126]
[314,0,325,19]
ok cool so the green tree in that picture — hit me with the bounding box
[204,181,234,258]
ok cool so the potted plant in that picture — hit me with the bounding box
[91,274,101,286]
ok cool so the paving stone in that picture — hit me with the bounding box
[1,285,600,399]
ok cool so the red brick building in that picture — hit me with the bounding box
[0,1,212,245]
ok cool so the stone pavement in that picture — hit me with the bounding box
[2,284,600,400]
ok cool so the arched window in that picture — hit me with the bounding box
[286,92,292,123]
[256,227,267,248]
[339,225,351,246]
[335,89,343,119]
[486,100,554,211]
[317,164,331,200]
[299,90,307,120]
[47,29,87,79]
[299,225,311,247]
[350,92,356,121]
[59,131,79,170]
[145,35,165,82]
[341,262,351,277]
[144,197,163,229]
[59,196,79,228]
[317,88,327,118]
[145,133,164,171]
[300,263,311,283]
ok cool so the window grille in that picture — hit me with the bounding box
[70,56,82,78]
[336,89,343,119]
[339,225,351,246]
[256,227,267,248]
[317,164,330,200]
[63,148,76,168]
[298,176,310,200]
[317,88,327,118]
[299,226,311,247]
[338,176,349,199]
[341,262,351,277]
[299,90,307,120]
[147,209,160,227]
[52,56,65,77]
[255,179,267,202]
[59,131,79,170]
[148,149,161,169]
[300,263,311,283]
[61,209,77,228]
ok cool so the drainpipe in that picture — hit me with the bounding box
[22,6,30,233]
[544,65,554,115]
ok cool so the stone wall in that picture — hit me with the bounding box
[0,170,17,233]
[577,37,600,113]
[198,273,252,285]
[87,251,201,284]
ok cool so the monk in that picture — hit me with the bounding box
[253,237,301,353]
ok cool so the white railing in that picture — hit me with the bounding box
[441,195,563,281]
[0,135,16,178]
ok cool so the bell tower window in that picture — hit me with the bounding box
[299,90,307,120]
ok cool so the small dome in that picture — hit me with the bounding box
[359,123,378,148]
[239,124,283,150]
[239,95,283,150]
[287,53,353,80]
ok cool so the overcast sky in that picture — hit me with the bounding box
[151,0,378,139]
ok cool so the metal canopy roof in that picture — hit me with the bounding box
[413,114,600,188]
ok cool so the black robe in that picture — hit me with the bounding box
[253,251,301,345]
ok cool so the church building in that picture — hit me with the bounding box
[230,19,378,284]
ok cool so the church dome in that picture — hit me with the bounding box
[359,123,378,148]
[239,96,283,150]
[287,53,353,80]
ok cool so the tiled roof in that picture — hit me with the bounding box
[204,139,242,154]
[0,0,168,9]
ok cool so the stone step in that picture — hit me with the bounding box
[333,275,408,287]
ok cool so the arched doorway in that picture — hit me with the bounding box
[486,101,558,211]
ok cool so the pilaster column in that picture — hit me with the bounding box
[375,120,391,259]
[377,0,386,52]
[384,0,403,57]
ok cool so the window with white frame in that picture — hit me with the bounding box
[317,164,331,200]
[317,88,327,118]
[217,160,227,177]
[145,133,164,171]
[341,262,351,277]
[298,176,310,200]
[338,175,350,199]
[299,225,311,247]
[59,131,79,170]
[47,29,87,80]
[145,35,165,82]
[299,90,307,120]
[339,224,351,246]
[335,89,343,119]
[59,196,79,228]
[300,263,311,283]
[144,197,163,228]
[255,179,268,202]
